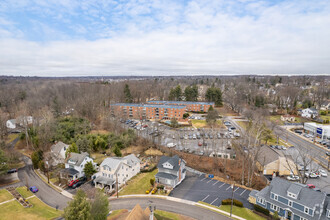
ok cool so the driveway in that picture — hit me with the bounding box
[109,197,231,220]
[18,156,71,210]
[170,172,253,209]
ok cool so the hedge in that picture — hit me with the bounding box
[221,199,243,207]
[254,204,270,216]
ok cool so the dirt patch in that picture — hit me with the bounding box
[145,148,163,156]
[90,130,110,135]
[121,146,144,155]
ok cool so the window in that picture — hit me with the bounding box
[301,218,307,220]
[327,210,330,218]
[257,198,265,205]
[274,194,278,201]
[304,207,309,214]
[270,204,279,211]
[288,201,292,207]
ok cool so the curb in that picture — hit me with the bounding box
[110,195,245,219]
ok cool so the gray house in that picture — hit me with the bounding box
[155,155,186,188]
[250,177,329,220]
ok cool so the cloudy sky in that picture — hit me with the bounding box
[0,0,329,76]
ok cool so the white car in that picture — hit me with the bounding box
[287,175,300,181]
[320,170,328,177]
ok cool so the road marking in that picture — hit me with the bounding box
[240,189,247,196]
[234,187,239,192]
[210,198,218,205]
[226,185,232,191]
[200,177,206,181]
[219,183,226,188]
[201,195,209,202]
[207,179,213,183]
[212,180,219,186]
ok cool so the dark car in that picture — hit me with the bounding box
[30,186,38,193]
[7,168,18,174]
[72,179,85,189]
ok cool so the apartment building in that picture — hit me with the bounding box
[147,100,215,112]
[110,103,186,120]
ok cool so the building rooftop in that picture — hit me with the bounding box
[110,103,186,109]
[147,100,215,105]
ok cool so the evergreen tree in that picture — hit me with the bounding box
[124,84,133,103]
[91,190,110,220]
[64,190,91,220]
[113,145,122,157]
[169,85,182,101]
[205,87,223,106]
[77,136,91,153]
[83,161,96,180]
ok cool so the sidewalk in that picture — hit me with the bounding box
[114,194,246,220]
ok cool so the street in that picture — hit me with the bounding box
[109,197,231,220]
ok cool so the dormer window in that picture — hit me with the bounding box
[287,192,297,199]
[304,207,309,214]
[274,194,278,201]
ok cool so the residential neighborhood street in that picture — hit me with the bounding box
[109,197,232,220]
[17,155,71,210]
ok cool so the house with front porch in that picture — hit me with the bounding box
[250,177,329,220]
[155,155,186,188]
[93,154,140,193]
[60,152,96,180]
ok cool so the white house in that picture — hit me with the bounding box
[155,155,186,188]
[320,101,330,111]
[6,119,16,129]
[60,152,96,180]
[50,141,68,166]
[93,154,140,192]
[301,108,318,119]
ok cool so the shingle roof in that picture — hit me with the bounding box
[51,141,68,155]
[155,172,177,180]
[124,154,140,166]
[157,155,183,172]
[66,152,89,166]
[100,154,139,172]
[94,176,115,185]
[147,100,215,105]
[111,103,186,109]
[256,146,279,165]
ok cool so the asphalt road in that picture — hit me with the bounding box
[17,156,71,210]
[275,126,329,167]
[109,197,231,220]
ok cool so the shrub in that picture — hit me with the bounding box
[150,178,155,186]
[320,111,327,116]
[157,185,165,190]
[221,199,243,207]
[145,191,149,194]
[254,204,270,216]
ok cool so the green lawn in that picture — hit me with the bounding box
[0,196,62,220]
[198,202,265,220]
[191,119,207,128]
[269,115,284,125]
[16,186,34,199]
[320,115,330,123]
[220,205,265,220]
[0,189,14,203]
[154,210,183,220]
[107,209,127,219]
[119,169,158,195]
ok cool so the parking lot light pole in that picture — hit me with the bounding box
[230,183,235,217]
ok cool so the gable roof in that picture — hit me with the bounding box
[100,154,139,172]
[157,155,184,171]
[124,154,140,166]
[51,141,69,155]
[66,152,89,166]
[125,204,155,220]
[256,146,279,165]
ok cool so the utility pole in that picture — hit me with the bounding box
[46,161,50,184]
[116,173,119,198]
[230,183,235,217]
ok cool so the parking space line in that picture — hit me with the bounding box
[226,185,232,191]
[240,189,247,196]
[201,195,209,202]
[201,177,206,181]
[219,183,226,188]
[234,187,239,192]
[210,198,218,205]
[207,179,213,183]
[212,180,219,186]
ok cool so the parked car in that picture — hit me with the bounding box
[307,172,320,178]
[72,179,86,189]
[68,179,80,187]
[7,168,18,174]
[198,141,202,146]
[286,175,299,181]
[307,184,315,189]
[29,186,38,193]
[198,150,204,156]
[320,170,328,177]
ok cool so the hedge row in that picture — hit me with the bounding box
[254,204,270,216]
[221,199,243,207]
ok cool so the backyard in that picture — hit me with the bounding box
[0,189,13,203]
[119,169,158,195]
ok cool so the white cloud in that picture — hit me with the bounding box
[0,0,330,76]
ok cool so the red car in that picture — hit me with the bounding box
[198,142,202,146]
[68,179,79,187]
[142,125,148,128]
[307,184,315,189]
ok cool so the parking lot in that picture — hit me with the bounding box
[170,172,252,209]
[120,118,239,157]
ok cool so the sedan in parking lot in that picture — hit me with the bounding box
[286,175,299,181]
[320,170,328,177]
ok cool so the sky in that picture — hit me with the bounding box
[0,0,330,76]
